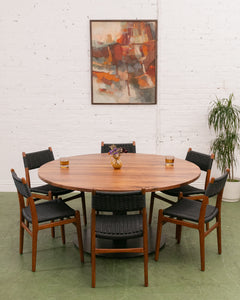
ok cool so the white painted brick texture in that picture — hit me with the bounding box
[1,0,240,190]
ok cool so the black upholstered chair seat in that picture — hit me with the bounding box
[163,185,205,197]
[163,198,218,223]
[95,214,143,240]
[22,199,76,223]
[30,184,72,197]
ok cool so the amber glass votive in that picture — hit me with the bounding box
[60,157,69,168]
[165,156,175,167]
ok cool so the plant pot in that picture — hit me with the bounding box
[222,179,240,202]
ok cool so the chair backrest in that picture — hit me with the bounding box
[101,141,136,153]
[22,147,54,187]
[185,148,214,189]
[11,169,31,199]
[205,170,229,198]
[92,191,145,212]
[23,147,54,170]
[11,169,38,223]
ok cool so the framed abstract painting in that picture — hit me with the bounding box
[90,20,157,105]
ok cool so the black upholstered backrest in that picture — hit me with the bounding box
[23,148,54,170]
[185,149,213,172]
[11,169,31,198]
[92,191,145,212]
[205,171,229,198]
[101,142,136,154]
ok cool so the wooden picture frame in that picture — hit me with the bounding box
[90,20,157,105]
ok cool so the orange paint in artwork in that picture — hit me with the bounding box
[93,71,119,86]
[138,77,149,88]
[99,88,114,95]
[117,35,123,44]
[142,44,148,56]
[112,44,122,61]
[104,46,113,65]
[147,65,156,84]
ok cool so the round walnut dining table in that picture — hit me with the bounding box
[38,153,201,193]
[38,153,201,257]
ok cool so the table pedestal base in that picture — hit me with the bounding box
[74,225,165,258]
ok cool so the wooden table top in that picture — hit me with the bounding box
[38,153,201,193]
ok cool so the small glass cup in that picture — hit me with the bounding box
[60,157,69,169]
[165,155,175,167]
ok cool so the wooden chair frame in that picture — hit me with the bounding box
[12,169,84,271]
[155,171,229,271]
[91,190,148,288]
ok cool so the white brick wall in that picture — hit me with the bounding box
[1,0,240,190]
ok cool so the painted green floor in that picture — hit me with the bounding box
[1,192,240,300]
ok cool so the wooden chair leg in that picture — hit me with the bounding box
[91,209,96,288]
[81,192,87,226]
[51,221,55,238]
[176,220,182,244]
[148,192,155,225]
[216,217,222,254]
[144,249,148,287]
[199,226,205,271]
[91,249,96,288]
[75,211,84,263]
[143,210,148,287]
[60,222,65,244]
[19,223,24,254]
[32,229,38,272]
[155,210,163,261]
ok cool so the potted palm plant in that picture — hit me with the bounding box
[208,93,240,202]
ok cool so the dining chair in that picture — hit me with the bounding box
[11,169,84,272]
[101,141,136,153]
[155,169,229,271]
[22,147,87,228]
[91,190,148,287]
[149,148,215,224]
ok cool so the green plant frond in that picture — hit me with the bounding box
[210,132,239,173]
[208,99,240,133]
[208,93,240,180]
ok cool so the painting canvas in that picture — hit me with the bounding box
[90,20,157,104]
